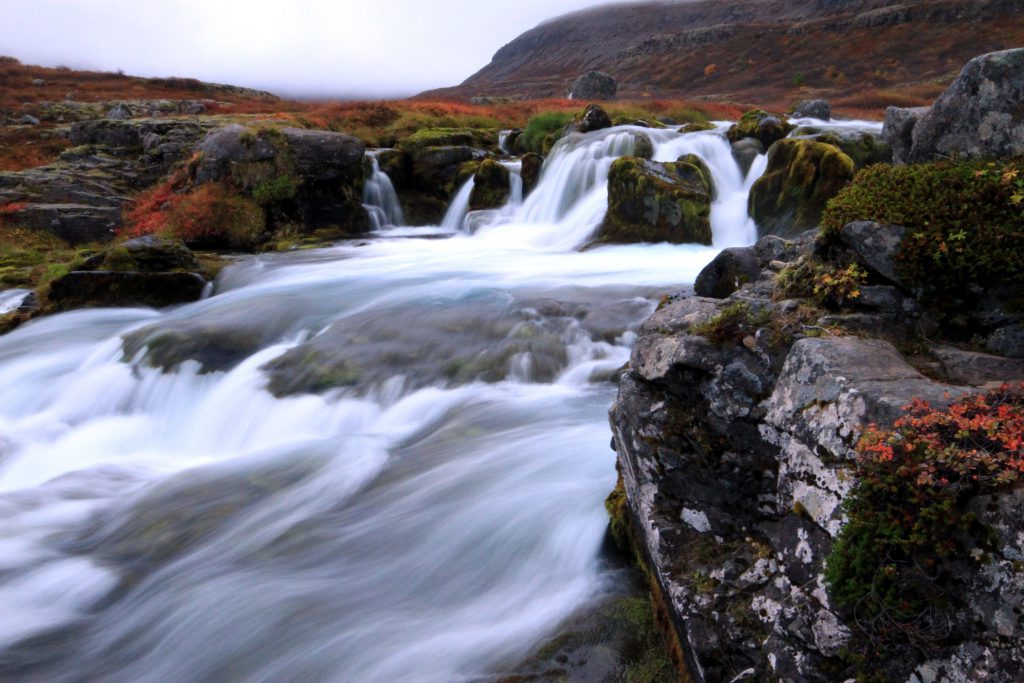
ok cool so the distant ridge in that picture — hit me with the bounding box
[419,0,1024,108]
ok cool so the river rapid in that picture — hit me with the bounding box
[0,119,873,682]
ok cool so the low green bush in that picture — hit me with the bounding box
[820,160,1024,304]
[521,111,572,155]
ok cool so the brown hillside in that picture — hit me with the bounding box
[421,0,1024,112]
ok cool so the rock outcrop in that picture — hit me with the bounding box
[610,225,1024,681]
[194,125,369,233]
[908,48,1024,162]
[468,158,510,211]
[595,156,713,245]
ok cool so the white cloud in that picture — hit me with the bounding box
[0,0,621,97]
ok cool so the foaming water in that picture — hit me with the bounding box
[0,120,778,682]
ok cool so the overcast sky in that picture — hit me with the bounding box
[0,0,624,98]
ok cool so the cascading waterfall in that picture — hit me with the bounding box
[0,117,880,682]
[363,151,405,230]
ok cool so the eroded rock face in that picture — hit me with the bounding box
[749,139,855,238]
[609,231,1024,681]
[595,156,713,245]
[882,105,929,165]
[567,71,617,100]
[909,48,1024,162]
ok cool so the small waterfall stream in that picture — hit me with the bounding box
[0,117,877,682]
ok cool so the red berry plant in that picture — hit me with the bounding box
[826,384,1024,650]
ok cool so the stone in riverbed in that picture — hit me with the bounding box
[468,158,510,210]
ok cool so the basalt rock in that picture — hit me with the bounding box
[881,106,929,165]
[520,153,544,197]
[789,99,831,121]
[468,158,510,211]
[46,271,207,310]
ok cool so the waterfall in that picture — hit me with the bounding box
[498,130,513,154]
[439,178,474,232]
[363,151,404,230]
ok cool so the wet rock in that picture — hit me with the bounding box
[727,109,794,148]
[749,139,855,238]
[564,104,613,135]
[566,71,617,100]
[794,129,891,169]
[882,105,929,165]
[680,121,716,134]
[789,99,831,120]
[694,247,761,299]
[46,271,207,310]
[6,203,120,244]
[520,152,543,197]
[910,48,1024,162]
[633,132,654,160]
[595,156,712,245]
[838,220,907,287]
[95,235,201,272]
[730,137,764,176]
[468,158,510,210]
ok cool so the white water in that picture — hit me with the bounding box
[0,288,29,315]
[0,121,776,682]
[363,151,405,230]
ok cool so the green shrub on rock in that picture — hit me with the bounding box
[521,112,573,155]
[820,160,1024,303]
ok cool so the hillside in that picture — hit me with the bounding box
[421,0,1024,111]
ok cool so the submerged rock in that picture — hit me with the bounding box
[595,156,713,245]
[749,139,855,238]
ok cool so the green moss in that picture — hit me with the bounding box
[692,301,771,345]
[396,127,497,153]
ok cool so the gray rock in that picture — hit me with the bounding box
[7,203,120,244]
[19,114,40,126]
[789,99,831,120]
[694,247,761,299]
[987,324,1024,359]
[910,48,1024,162]
[106,103,132,120]
[933,345,1024,385]
[838,221,907,287]
[566,71,617,101]
[731,138,764,176]
[633,132,654,160]
[31,78,44,87]
[882,106,929,165]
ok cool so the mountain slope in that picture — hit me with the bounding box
[421,0,1024,110]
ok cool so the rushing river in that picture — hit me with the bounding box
[0,119,874,682]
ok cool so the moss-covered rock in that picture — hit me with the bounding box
[395,127,498,155]
[594,156,713,245]
[520,153,544,197]
[468,158,510,211]
[680,121,716,134]
[633,132,655,160]
[564,104,613,135]
[726,109,794,148]
[791,128,892,169]
[749,139,855,238]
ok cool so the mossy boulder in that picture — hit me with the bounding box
[594,156,713,245]
[791,128,891,169]
[726,109,794,148]
[681,121,716,134]
[520,153,544,197]
[749,139,855,238]
[46,271,207,311]
[395,127,498,155]
[193,125,368,234]
[88,235,200,272]
[633,133,655,160]
[409,146,490,199]
[469,158,511,211]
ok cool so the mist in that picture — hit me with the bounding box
[0,0,627,98]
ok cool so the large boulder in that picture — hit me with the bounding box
[567,71,617,101]
[881,106,929,165]
[468,158,510,210]
[791,128,891,169]
[694,247,762,299]
[726,109,794,148]
[47,271,206,310]
[909,48,1024,162]
[194,125,368,233]
[595,156,713,245]
[837,221,907,288]
[749,139,855,238]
